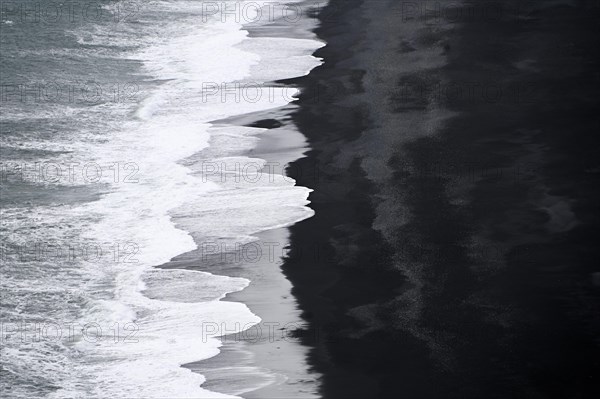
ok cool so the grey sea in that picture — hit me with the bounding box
[1,1,323,397]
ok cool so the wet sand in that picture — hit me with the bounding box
[184,113,320,398]
[160,3,326,397]
[163,0,599,397]
[161,112,320,398]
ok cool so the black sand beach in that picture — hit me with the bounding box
[278,0,600,398]
[162,1,599,397]
[2,0,597,397]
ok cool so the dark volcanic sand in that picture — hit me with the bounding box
[280,0,600,398]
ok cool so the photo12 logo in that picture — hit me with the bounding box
[397,1,540,24]
[0,1,143,24]
[0,161,140,185]
[200,82,300,104]
[200,1,316,24]
[200,321,311,344]
[1,321,139,344]
[199,240,335,265]
[1,241,140,264]
[0,82,140,104]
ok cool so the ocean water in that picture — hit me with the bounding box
[0,1,323,397]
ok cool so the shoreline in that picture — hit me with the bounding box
[180,113,321,398]
[161,102,320,399]
[279,0,600,398]
[161,0,599,397]
[160,1,326,397]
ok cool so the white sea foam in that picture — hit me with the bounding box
[1,0,325,397]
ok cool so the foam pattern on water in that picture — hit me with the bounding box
[1,1,324,397]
